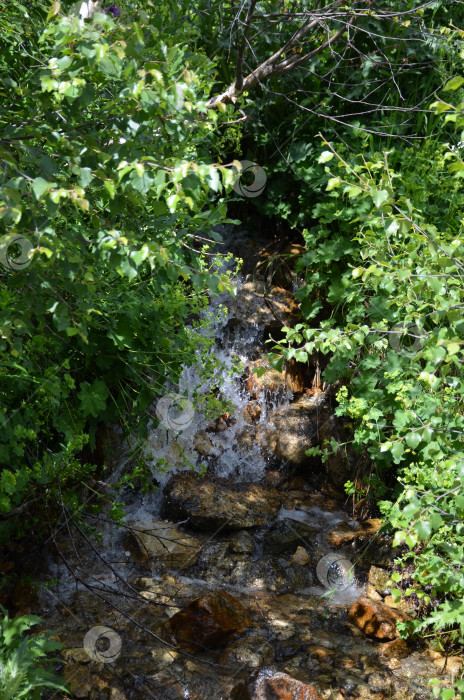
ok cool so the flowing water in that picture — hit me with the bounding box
[34,226,459,699]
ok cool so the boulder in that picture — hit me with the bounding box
[257,394,328,468]
[262,518,315,555]
[228,530,254,554]
[125,517,201,570]
[368,566,392,596]
[193,431,214,456]
[327,519,382,549]
[162,472,281,531]
[348,597,411,640]
[162,591,252,653]
[232,668,322,699]
[226,280,301,337]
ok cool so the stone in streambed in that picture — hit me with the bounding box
[125,517,200,569]
[162,472,281,531]
[368,565,392,596]
[162,590,252,653]
[257,394,329,469]
[232,668,322,699]
[292,545,310,566]
[262,518,315,555]
[228,530,254,554]
[348,596,411,641]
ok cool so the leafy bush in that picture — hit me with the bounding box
[269,79,464,696]
[0,0,242,537]
[0,608,67,699]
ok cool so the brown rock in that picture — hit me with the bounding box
[379,638,411,660]
[244,358,287,400]
[327,521,358,547]
[368,565,392,595]
[193,431,214,455]
[243,402,261,424]
[307,645,335,662]
[125,517,201,569]
[162,472,281,531]
[232,668,322,699]
[328,519,383,549]
[257,394,328,468]
[384,594,416,617]
[284,359,305,393]
[292,546,310,566]
[162,591,252,653]
[366,583,383,602]
[64,664,91,698]
[348,597,411,640]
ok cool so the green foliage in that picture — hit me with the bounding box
[0,607,67,699]
[269,78,464,693]
[0,1,243,537]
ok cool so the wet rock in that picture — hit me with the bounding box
[366,583,383,602]
[232,668,322,699]
[243,401,262,424]
[244,358,287,400]
[327,518,382,550]
[384,594,417,617]
[236,429,254,451]
[368,566,392,596]
[258,394,328,468]
[162,472,281,531]
[62,648,92,664]
[327,521,358,547]
[292,546,310,566]
[226,280,301,338]
[262,518,316,555]
[64,664,91,698]
[193,431,214,455]
[306,645,336,663]
[162,590,252,653]
[125,517,201,569]
[427,649,464,675]
[379,638,411,660]
[228,530,254,554]
[285,476,306,490]
[348,597,411,640]
[220,629,274,667]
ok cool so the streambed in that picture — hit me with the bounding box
[26,227,460,698]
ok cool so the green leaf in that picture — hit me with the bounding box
[318,151,334,164]
[370,189,389,208]
[443,76,464,91]
[32,177,54,200]
[415,519,432,540]
[405,432,421,449]
[77,380,109,418]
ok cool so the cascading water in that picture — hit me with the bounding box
[36,226,457,700]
